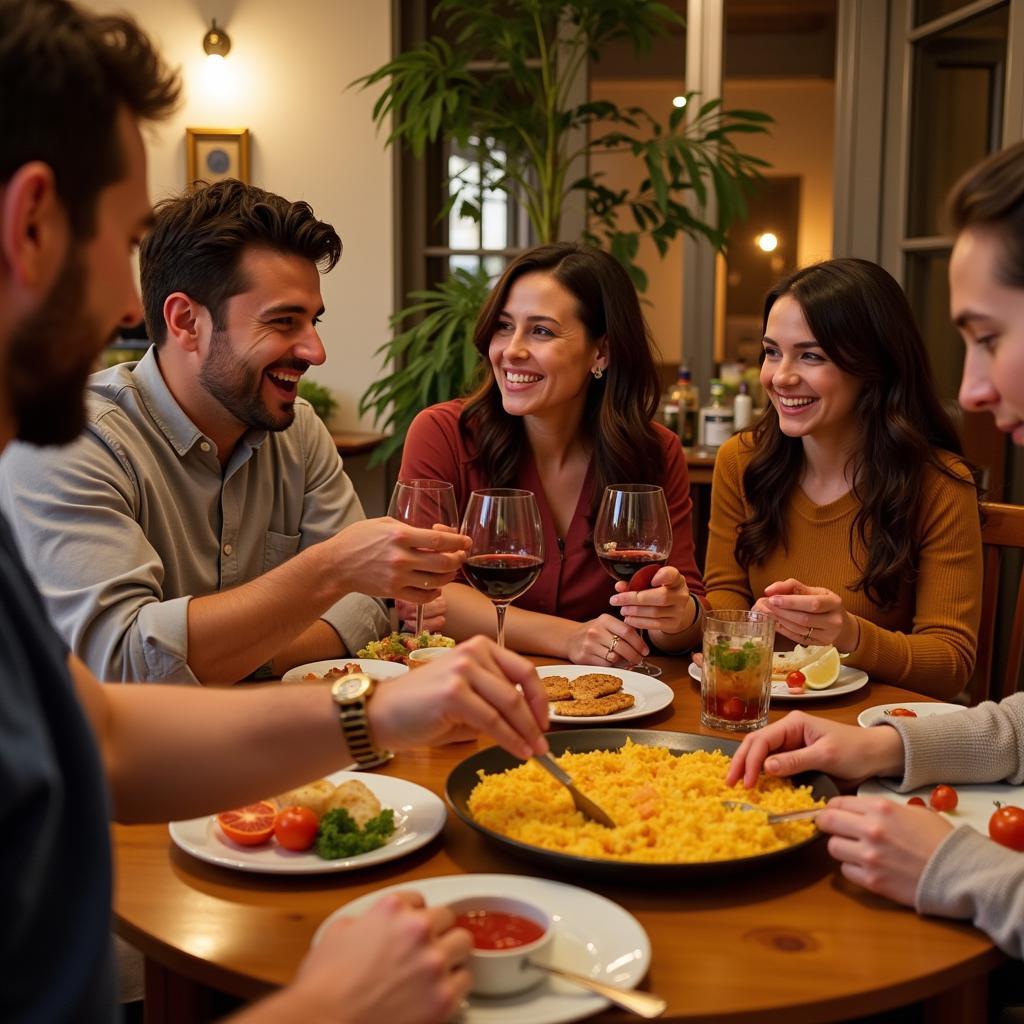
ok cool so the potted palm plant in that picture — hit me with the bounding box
[356,0,770,465]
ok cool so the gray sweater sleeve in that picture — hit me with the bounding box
[881,693,1024,957]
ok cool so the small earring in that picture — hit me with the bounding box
[591,366,604,380]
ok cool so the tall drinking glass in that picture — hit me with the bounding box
[594,484,672,677]
[460,489,544,648]
[388,479,459,636]
[700,610,776,732]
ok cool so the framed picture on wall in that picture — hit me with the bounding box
[186,127,250,186]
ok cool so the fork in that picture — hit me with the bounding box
[532,753,616,828]
[721,800,823,824]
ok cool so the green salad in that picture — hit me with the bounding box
[314,808,396,860]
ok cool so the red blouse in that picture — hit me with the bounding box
[399,400,705,623]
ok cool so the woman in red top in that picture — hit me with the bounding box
[399,243,704,668]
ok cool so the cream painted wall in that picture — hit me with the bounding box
[722,78,834,269]
[82,0,394,429]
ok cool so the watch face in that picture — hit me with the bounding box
[332,674,372,702]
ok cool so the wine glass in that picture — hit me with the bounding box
[388,478,459,636]
[460,488,544,648]
[594,484,672,677]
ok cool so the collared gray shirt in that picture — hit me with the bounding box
[0,347,387,683]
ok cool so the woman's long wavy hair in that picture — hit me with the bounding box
[736,258,978,609]
[459,243,663,516]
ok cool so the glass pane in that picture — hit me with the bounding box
[449,254,480,276]
[904,250,963,403]
[482,255,507,281]
[480,146,509,250]
[915,0,977,26]
[907,3,1008,238]
[447,148,481,250]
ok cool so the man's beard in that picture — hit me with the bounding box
[198,327,300,433]
[5,247,114,446]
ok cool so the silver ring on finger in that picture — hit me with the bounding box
[606,634,621,653]
[423,576,432,589]
[803,625,814,642]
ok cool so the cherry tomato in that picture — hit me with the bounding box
[886,707,918,718]
[274,805,319,851]
[217,801,277,846]
[906,796,926,807]
[786,670,806,692]
[988,804,1024,851]
[722,697,747,721]
[929,785,958,812]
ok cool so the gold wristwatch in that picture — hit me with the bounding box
[330,672,391,768]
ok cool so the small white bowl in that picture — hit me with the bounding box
[447,895,552,996]
[407,646,457,669]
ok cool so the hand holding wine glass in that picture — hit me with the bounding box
[594,484,673,677]
[460,489,544,648]
[388,479,459,636]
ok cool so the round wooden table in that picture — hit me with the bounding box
[113,659,1003,1022]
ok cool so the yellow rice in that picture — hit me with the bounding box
[468,739,823,862]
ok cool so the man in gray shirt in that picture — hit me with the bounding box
[0,180,466,683]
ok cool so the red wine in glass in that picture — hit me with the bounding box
[463,553,544,601]
[596,549,668,583]
[460,489,545,648]
[594,484,672,677]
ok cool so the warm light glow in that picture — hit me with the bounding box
[756,232,779,253]
[672,95,688,108]
[200,53,236,100]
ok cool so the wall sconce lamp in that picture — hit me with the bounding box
[202,19,231,59]
[756,231,779,254]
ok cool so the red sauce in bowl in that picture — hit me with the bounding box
[455,910,545,950]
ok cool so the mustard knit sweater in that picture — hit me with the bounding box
[704,434,982,698]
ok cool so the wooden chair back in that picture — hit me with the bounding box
[971,501,1024,704]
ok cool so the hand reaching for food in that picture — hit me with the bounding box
[754,578,860,651]
[816,795,953,907]
[292,891,471,1024]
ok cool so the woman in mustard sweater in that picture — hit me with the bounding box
[704,258,982,698]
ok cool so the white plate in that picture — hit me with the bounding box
[538,665,674,723]
[687,661,869,701]
[857,701,967,728]
[858,777,1024,836]
[282,657,409,682]
[313,873,652,1024]
[169,771,445,875]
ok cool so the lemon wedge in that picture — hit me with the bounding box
[801,647,842,689]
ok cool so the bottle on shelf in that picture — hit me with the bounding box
[733,380,753,432]
[698,379,734,451]
[658,383,679,434]
[674,366,699,448]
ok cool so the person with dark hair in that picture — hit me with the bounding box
[725,146,1024,958]
[703,257,982,698]
[400,243,705,666]
[0,1,549,1019]
[0,178,472,684]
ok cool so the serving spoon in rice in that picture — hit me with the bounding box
[721,800,823,824]
[532,753,616,828]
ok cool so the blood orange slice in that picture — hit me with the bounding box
[216,801,277,846]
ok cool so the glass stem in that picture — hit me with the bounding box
[495,604,508,648]
[414,604,424,636]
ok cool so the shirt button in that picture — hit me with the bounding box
[200,441,211,452]
[223,543,233,555]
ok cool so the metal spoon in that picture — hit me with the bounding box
[721,799,822,824]
[527,960,666,1018]
[532,753,616,828]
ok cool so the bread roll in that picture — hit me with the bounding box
[322,779,382,828]
[273,778,335,817]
